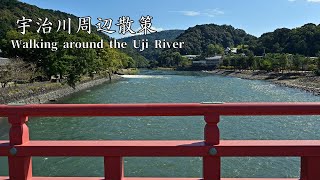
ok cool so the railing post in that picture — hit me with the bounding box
[300,157,320,180]
[104,156,123,180]
[203,113,220,180]
[8,115,32,180]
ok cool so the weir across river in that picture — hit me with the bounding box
[0,103,320,180]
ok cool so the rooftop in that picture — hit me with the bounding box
[183,55,200,58]
[205,56,223,60]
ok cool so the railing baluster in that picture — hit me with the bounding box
[104,156,123,180]
[203,113,220,180]
[300,156,320,180]
[8,115,32,180]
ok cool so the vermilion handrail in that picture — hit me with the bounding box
[1,102,320,116]
[0,102,320,180]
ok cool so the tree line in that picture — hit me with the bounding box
[221,53,320,75]
[0,30,139,87]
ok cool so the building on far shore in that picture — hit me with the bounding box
[225,47,238,54]
[192,56,223,68]
[182,55,200,60]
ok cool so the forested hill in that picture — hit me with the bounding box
[120,30,184,61]
[175,24,258,55]
[0,0,148,87]
[256,23,320,57]
[0,0,111,40]
[175,23,320,57]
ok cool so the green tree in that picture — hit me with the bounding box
[279,54,289,73]
[222,57,230,67]
[260,59,272,71]
[316,53,320,75]
[247,54,255,70]
[207,44,224,56]
[292,55,304,71]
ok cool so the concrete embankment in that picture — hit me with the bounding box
[0,75,121,104]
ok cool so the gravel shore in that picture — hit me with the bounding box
[206,70,320,96]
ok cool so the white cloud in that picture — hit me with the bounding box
[289,0,320,2]
[177,11,201,16]
[172,9,224,18]
[203,9,224,17]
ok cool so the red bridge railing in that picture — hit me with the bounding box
[1,103,320,180]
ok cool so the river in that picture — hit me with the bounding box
[1,70,320,178]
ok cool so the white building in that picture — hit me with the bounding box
[225,47,238,54]
[182,55,200,60]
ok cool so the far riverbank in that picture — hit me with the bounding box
[206,70,320,96]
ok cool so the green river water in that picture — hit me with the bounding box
[1,70,320,178]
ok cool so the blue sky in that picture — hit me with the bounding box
[20,0,320,38]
